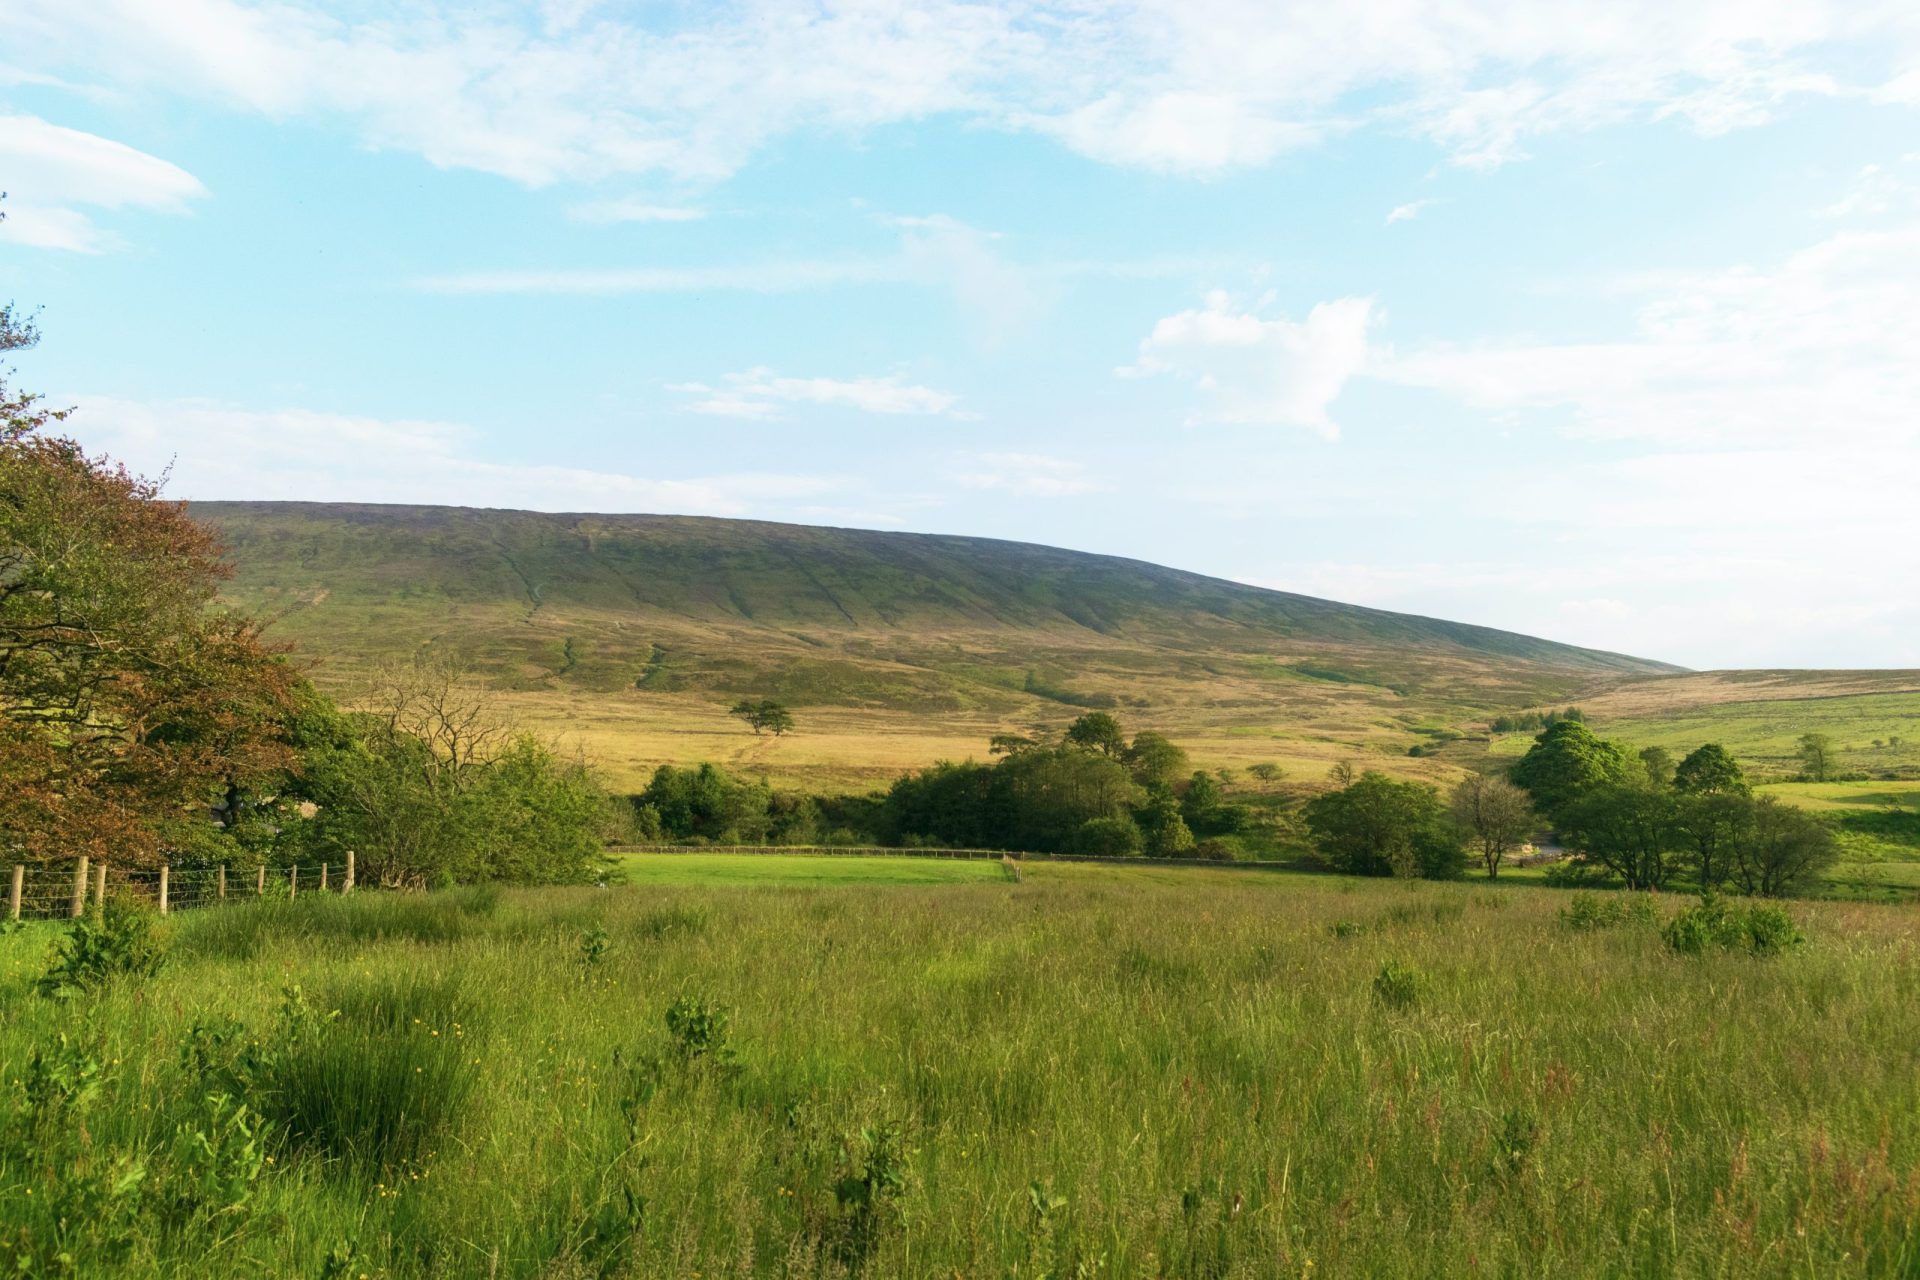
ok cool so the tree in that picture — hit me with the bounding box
[289,660,608,886]
[1180,769,1224,833]
[730,698,794,736]
[989,731,1043,757]
[1304,772,1464,880]
[1064,711,1126,758]
[1248,762,1284,784]
[0,312,296,863]
[1509,721,1634,823]
[1672,790,1750,891]
[1557,783,1677,891]
[1797,733,1835,782]
[1123,730,1188,790]
[1448,774,1536,879]
[1673,743,1749,796]
[1730,797,1837,897]
[1138,791,1194,857]
[1638,746,1676,790]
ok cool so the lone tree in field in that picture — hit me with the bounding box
[730,698,794,736]
[1448,774,1536,879]
[0,306,295,863]
[1797,732,1835,782]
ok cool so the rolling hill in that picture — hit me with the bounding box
[195,501,1681,789]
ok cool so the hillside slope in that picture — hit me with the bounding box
[195,501,1679,788]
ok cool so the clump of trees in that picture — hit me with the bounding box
[730,699,794,736]
[1303,771,1465,879]
[1488,707,1585,734]
[0,307,609,885]
[1510,726,1836,897]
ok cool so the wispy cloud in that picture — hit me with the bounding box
[11,2,1914,183]
[1386,198,1441,225]
[669,369,964,421]
[0,114,205,251]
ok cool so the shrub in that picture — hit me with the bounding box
[1076,815,1143,856]
[1372,960,1424,1011]
[1560,892,1659,931]
[665,996,736,1068]
[1663,896,1805,956]
[264,972,481,1168]
[38,894,166,996]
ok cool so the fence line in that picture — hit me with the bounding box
[5,851,356,923]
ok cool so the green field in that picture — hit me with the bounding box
[3,866,1917,1277]
[617,852,1012,887]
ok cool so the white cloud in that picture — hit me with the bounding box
[565,199,705,225]
[65,394,840,514]
[953,452,1102,497]
[1386,198,1441,224]
[668,369,963,420]
[0,113,205,251]
[1121,291,1375,437]
[1378,218,1920,448]
[7,2,1916,183]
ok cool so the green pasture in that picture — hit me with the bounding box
[616,851,1011,887]
[1,870,1917,1277]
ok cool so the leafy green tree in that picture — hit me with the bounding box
[1672,790,1750,891]
[1448,774,1536,879]
[1123,730,1188,790]
[1797,733,1835,782]
[1638,746,1676,790]
[1557,783,1678,891]
[1509,721,1634,823]
[1303,772,1464,880]
[1730,797,1837,897]
[1064,712,1126,758]
[1248,762,1284,783]
[988,731,1042,757]
[1180,770,1224,832]
[1673,743,1749,796]
[1138,792,1195,857]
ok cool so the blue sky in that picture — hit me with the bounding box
[3,2,1918,670]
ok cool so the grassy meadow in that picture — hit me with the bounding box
[3,863,1917,1277]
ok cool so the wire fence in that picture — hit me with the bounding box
[5,854,356,922]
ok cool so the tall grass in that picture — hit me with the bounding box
[0,867,1915,1276]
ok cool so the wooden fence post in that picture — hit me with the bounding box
[256,864,266,896]
[70,856,88,918]
[8,866,21,921]
[344,851,355,894]
[93,863,106,909]
[289,865,298,899]
[320,863,328,892]
[158,864,169,916]
[217,865,227,901]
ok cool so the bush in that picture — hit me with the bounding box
[38,894,166,996]
[264,973,482,1168]
[1560,892,1659,931]
[1372,960,1424,1011]
[1076,815,1143,856]
[1663,896,1805,956]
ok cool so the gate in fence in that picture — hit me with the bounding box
[5,852,356,922]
